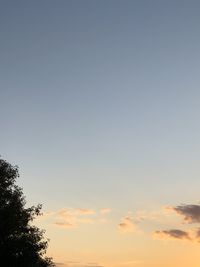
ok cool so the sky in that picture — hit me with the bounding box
[1,0,200,266]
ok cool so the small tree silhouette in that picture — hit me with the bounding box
[0,158,55,267]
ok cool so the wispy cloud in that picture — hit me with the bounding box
[56,208,96,217]
[55,261,103,267]
[40,207,110,229]
[117,260,144,266]
[54,221,75,228]
[100,208,111,214]
[76,209,96,215]
[53,208,95,228]
[118,216,137,233]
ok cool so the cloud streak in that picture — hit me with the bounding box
[154,229,191,240]
[40,207,111,229]
[100,208,111,214]
[54,221,75,228]
[55,262,103,267]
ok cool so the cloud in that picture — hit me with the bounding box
[76,209,96,215]
[100,208,111,214]
[54,221,75,228]
[78,218,95,224]
[118,216,137,233]
[55,261,103,267]
[56,209,72,219]
[191,227,200,242]
[154,229,191,240]
[56,208,96,217]
[195,228,200,238]
[118,260,144,266]
[125,208,172,225]
[40,207,111,229]
[154,203,200,243]
[171,204,200,223]
[66,261,80,264]
[41,208,96,229]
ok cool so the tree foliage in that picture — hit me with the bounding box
[0,158,55,266]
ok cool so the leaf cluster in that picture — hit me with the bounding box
[0,159,55,267]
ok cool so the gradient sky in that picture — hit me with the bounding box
[1,1,200,266]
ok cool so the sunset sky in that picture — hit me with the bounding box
[1,1,200,266]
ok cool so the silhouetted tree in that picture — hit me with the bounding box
[0,158,55,267]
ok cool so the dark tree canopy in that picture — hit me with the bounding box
[0,158,55,267]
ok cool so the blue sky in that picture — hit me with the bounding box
[1,0,200,208]
[1,2,200,265]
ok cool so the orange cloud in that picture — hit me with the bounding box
[118,216,137,233]
[118,260,144,266]
[39,208,96,229]
[54,221,75,228]
[100,208,111,214]
[76,208,96,215]
[55,261,103,267]
[40,207,111,229]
